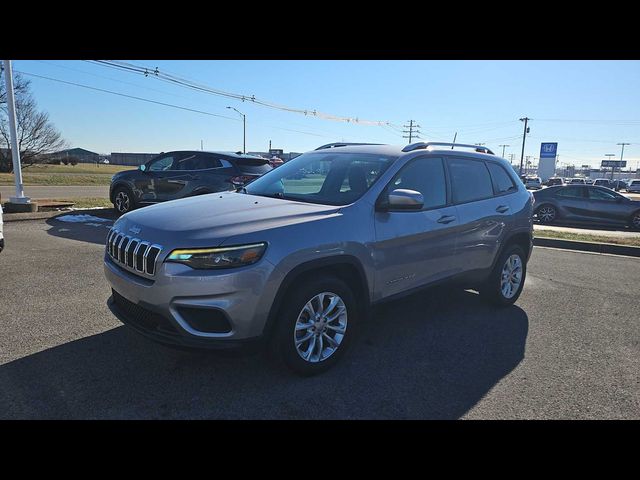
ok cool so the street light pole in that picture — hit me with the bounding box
[226,106,246,153]
[2,60,30,204]
[519,117,530,176]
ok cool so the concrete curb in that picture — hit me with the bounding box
[534,237,640,257]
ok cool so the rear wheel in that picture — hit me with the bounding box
[630,211,640,230]
[271,275,358,376]
[480,245,527,306]
[536,204,556,224]
[113,186,136,214]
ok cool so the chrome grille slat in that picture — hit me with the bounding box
[105,229,162,278]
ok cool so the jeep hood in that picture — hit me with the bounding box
[113,191,341,247]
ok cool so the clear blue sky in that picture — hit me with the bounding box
[12,60,640,169]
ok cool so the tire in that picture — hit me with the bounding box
[113,186,136,215]
[630,210,640,230]
[536,204,557,224]
[479,244,527,306]
[270,275,358,376]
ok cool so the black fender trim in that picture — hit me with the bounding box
[263,255,371,338]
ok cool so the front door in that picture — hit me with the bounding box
[373,156,459,300]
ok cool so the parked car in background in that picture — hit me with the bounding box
[569,178,586,185]
[109,151,272,214]
[546,177,564,186]
[611,180,628,192]
[627,180,640,193]
[593,178,613,189]
[585,178,594,184]
[533,185,640,229]
[104,142,533,375]
[0,204,4,253]
[524,176,542,189]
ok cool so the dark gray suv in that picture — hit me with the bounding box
[109,150,272,214]
[104,142,533,375]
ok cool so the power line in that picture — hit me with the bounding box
[16,70,361,141]
[87,60,393,127]
[16,70,240,121]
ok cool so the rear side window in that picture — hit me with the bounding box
[448,158,494,204]
[388,157,447,209]
[175,154,222,171]
[486,162,517,194]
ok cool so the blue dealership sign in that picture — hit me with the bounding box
[540,142,558,158]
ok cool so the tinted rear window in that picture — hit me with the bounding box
[234,158,272,174]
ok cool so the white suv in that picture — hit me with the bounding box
[524,177,542,189]
[628,180,640,194]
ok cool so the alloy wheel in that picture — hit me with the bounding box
[500,254,523,299]
[538,206,555,223]
[294,292,347,363]
[115,191,130,213]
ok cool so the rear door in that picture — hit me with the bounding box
[373,156,459,298]
[446,157,514,273]
[586,186,629,224]
[173,153,236,195]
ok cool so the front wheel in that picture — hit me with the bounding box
[480,245,527,306]
[271,275,358,376]
[536,204,557,224]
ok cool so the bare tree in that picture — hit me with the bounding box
[0,71,67,172]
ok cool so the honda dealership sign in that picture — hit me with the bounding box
[537,142,558,181]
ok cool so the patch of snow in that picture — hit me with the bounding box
[55,214,112,224]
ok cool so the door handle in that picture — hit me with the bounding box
[437,215,456,224]
[496,205,510,213]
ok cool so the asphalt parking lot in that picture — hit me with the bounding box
[0,215,638,419]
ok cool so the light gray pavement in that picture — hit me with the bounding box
[0,215,638,419]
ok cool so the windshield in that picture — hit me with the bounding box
[245,151,396,205]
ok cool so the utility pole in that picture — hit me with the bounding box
[525,156,532,175]
[402,120,421,144]
[519,117,531,176]
[499,144,510,158]
[616,143,630,181]
[2,60,30,205]
[508,153,515,167]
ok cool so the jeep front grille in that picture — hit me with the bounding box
[106,228,163,277]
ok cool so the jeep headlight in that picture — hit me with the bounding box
[165,243,267,270]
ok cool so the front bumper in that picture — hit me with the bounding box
[104,252,278,346]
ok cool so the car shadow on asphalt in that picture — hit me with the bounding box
[0,287,528,419]
[44,209,119,246]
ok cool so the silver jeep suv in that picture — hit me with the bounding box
[104,142,533,375]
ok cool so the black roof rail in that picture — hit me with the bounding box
[314,142,384,150]
[402,142,495,155]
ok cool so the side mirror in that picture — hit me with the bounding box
[139,164,147,172]
[379,189,424,211]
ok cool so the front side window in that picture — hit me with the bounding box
[245,152,396,205]
[447,157,494,204]
[487,162,517,194]
[148,155,175,171]
[386,157,447,209]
